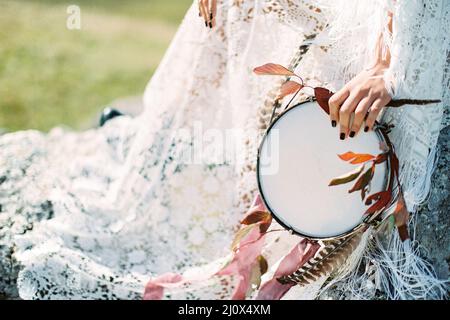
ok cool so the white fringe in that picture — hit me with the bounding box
[313,215,448,300]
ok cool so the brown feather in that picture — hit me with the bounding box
[277,231,364,285]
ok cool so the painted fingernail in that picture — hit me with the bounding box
[349,131,355,138]
[205,21,208,27]
[331,120,337,127]
[364,126,369,132]
[209,22,212,28]
[340,133,345,140]
[210,13,213,20]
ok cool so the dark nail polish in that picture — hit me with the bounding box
[205,21,208,27]
[209,22,212,28]
[210,13,213,20]
[331,120,336,127]
[364,126,369,132]
[349,131,355,138]
[340,133,345,140]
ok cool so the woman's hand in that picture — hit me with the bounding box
[329,62,392,140]
[198,0,217,28]
[330,13,394,140]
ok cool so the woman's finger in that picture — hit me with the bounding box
[339,91,363,140]
[328,88,349,128]
[350,96,374,137]
[211,0,217,28]
[365,99,384,131]
[199,0,208,27]
[203,0,211,27]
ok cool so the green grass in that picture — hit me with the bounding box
[0,0,192,132]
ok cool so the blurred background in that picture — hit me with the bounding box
[0,0,192,132]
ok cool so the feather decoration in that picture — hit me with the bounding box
[277,231,364,286]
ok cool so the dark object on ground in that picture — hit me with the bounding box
[99,108,125,127]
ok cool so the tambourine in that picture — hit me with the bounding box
[256,98,392,240]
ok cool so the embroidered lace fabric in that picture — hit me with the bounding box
[0,0,448,299]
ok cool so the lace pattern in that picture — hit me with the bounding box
[0,0,448,299]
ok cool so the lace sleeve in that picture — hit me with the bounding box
[383,0,450,100]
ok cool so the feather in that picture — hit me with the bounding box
[277,231,364,286]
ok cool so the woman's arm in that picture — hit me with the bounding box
[328,12,394,139]
[329,0,449,140]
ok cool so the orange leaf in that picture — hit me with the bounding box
[279,81,303,100]
[350,154,375,164]
[314,87,334,115]
[253,63,296,77]
[364,191,392,215]
[338,151,357,161]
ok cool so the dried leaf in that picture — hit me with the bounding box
[338,151,356,161]
[391,152,400,178]
[348,164,375,194]
[279,81,303,99]
[314,87,333,114]
[364,191,392,215]
[361,186,368,201]
[328,164,365,186]
[393,193,409,228]
[374,153,388,164]
[259,216,273,233]
[350,154,375,164]
[258,255,269,275]
[386,99,441,108]
[253,63,296,76]
[241,210,271,225]
[248,262,263,293]
[231,224,256,251]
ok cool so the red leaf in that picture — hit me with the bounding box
[364,191,392,215]
[314,87,334,115]
[348,163,375,194]
[338,151,356,161]
[241,210,271,225]
[374,153,388,164]
[279,81,303,99]
[259,216,273,233]
[393,193,409,228]
[253,63,296,76]
[391,152,400,178]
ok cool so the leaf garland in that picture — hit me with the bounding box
[329,150,392,216]
[253,62,441,113]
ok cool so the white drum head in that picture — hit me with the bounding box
[258,101,388,239]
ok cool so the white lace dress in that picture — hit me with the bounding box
[0,0,448,299]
